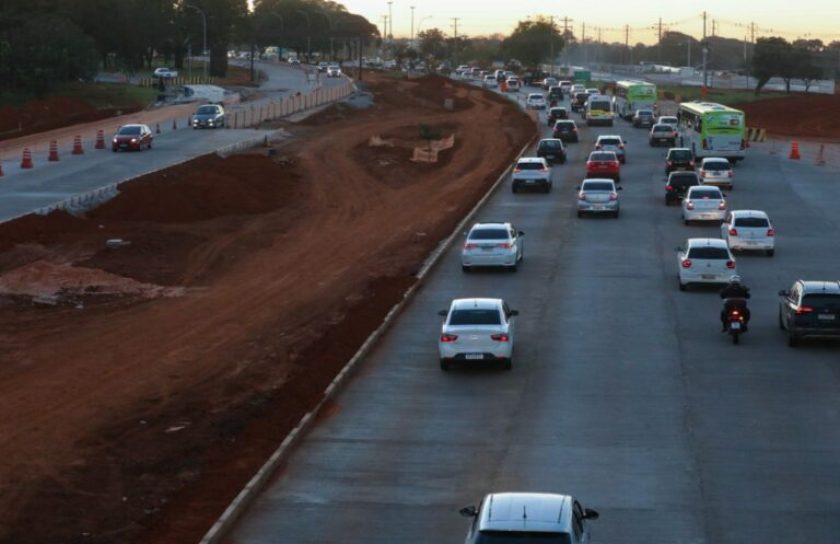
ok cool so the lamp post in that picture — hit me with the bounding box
[184,3,207,80]
[296,9,312,62]
[410,6,415,47]
[387,1,393,41]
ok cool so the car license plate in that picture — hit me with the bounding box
[465,353,483,360]
[818,314,836,321]
[702,274,715,279]
[546,154,556,159]
[730,321,741,330]
[593,205,605,210]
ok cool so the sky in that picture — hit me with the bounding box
[336,0,840,44]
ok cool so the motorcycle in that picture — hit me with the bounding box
[723,298,749,344]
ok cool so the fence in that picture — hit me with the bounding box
[138,75,218,87]
[224,81,356,129]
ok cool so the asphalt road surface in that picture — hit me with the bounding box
[229,83,840,543]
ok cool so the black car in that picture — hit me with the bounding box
[779,280,840,346]
[664,171,699,205]
[570,92,590,112]
[547,107,569,126]
[536,138,567,165]
[552,120,579,143]
[664,148,695,174]
[547,85,564,101]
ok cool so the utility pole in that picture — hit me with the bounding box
[451,17,460,66]
[387,1,393,41]
[702,10,708,88]
[625,24,630,66]
[712,20,717,37]
[582,22,586,64]
[549,16,555,76]
[657,17,663,63]
[410,6,415,46]
[559,16,573,69]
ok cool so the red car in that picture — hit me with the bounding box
[112,124,153,152]
[585,151,621,182]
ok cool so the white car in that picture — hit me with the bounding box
[153,67,178,79]
[682,185,727,224]
[559,80,573,94]
[698,157,735,189]
[676,238,737,291]
[461,222,524,272]
[326,65,342,77]
[721,210,776,256]
[438,298,518,370]
[505,77,521,91]
[525,93,547,109]
[594,134,626,163]
[482,75,497,88]
[657,115,679,128]
[571,83,586,94]
[586,87,600,95]
[511,157,552,193]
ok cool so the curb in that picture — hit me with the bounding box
[198,134,537,544]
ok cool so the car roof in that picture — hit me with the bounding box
[797,281,840,294]
[555,119,575,124]
[589,151,617,158]
[471,222,511,230]
[689,185,722,192]
[539,138,564,144]
[659,115,678,120]
[582,178,615,186]
[517,157,547,163]
[451,298,504,310]
[730,209,769,218]
[597,135,622,140]
[687,237,728,248]
[702,157,731,163]
[667,147,692,153]
[528,93,544,98]
[478,493,572,533]
[652,123,672,128]
[119,124,147,129]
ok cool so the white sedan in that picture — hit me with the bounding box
[676,238,737,291]
[461,222,524,272]
[525,93,547,109]
[721,210,775,256]
[153,67,178,79]
[682,185,727,224]
[326,65,342,77]
[438,298,518,370]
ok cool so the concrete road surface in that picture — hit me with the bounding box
[229,84,840,543]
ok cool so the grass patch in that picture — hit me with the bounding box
[657,85,787,106]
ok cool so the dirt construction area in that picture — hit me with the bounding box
[0,73,535,543]
[734,93,840,139]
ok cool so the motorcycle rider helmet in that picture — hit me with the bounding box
[729,275,742,285]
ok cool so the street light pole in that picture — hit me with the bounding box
[296,9,312,62]
[387,1,393,41]
[410,6,415,47]
[185,3,207,80]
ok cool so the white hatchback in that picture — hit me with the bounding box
[526,93,546,109]
[438,298,518,370]
[461,222,524,271]
[676,238,737,291]
[721,210,776,256]
[682,185,727,224]
[698,157,735,189]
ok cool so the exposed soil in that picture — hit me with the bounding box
[0,73,536,544]
[734,93,840,139]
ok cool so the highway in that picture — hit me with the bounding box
[227,83,840,543]
[0,62,350,223]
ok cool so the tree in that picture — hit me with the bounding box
[501,17,563,70]
[418,28,447,59]
[751,36,789,94]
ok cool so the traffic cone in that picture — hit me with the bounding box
[72,135,84,155]
[156,123,161,134]
[95,130,105,149]
[48,141,59,161]
[789,141,801,160]
[21,147,33,168]
[172,118,177,130]
[816,144,826,166]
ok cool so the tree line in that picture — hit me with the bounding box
[0,0,378,95]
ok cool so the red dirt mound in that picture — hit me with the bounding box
[0,210,97,253]
[735,94,840,139]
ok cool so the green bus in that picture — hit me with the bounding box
[614,80,657,119]
[677,102,746,161]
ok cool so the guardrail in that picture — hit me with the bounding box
[226,81,356,129]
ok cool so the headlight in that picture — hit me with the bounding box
[113,138,118,143]
[131,138,137,143]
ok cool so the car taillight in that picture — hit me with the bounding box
[440,334,458,342]
[666,160,673,166]
[740,138,746,150]
[490,334,510,342]
[572,127,577,132]
[681,259,692,268]
[796,305,814,315]
[718,200,727,210]
[578,192,586,200]
[595,144,601,149]
[728,170,734,177]
[619,144,625,149]
[496,242,513,249]
[767,228,775,237]
[609,192,618,201]
[666,185,674,192]
[700,170,706,177]
[514,168,521,173]
[726,260,736,269]
[464,243,478,249]
[702,138,708,149]
[729,309,741,317]
[689,160,695,168]
[728,228,738,236]
[686,201,695,210]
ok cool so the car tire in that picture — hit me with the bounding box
[544,183,552,193]
[440,359,450,371]
[508,263,518,272]
[788,331,799,347]
[684,219,690,226]
[112,148,118,153]
[512,184,519,194]
[766,249,775,257]
[461,265,470,273]
[613,210,620,218]
[577,210,583,218]
[678,278,687,291]
[778,311,786,330]
[501,358,512,371]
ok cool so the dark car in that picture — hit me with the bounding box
[536,138,567,165]
[547,85,564,101]
[779,280,840,346]
[664,171,700,205]
[649,123,677,147]
[191,104,226,129]
[112,124,153,152]
[552,120,579,143]
[632,109,655,128]
[665,147,695,174]
[570,91,590,112]
[547,107,569,126]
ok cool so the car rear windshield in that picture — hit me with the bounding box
[118,126,141,135]
[733,217,769,228]
[653,125,673,133]
[688,247,730,259]
[540,140,563,150]
[449,309,502,325]
[469,229,509,240]
[197,106,218,114]
[517,162,545,170]
[529,94,543,99]
[555,122,573,129]
[550,108,566,114]
[669,150,692,161]
[704,161,730,171]
[638,111,654,117]
[583,181,614,191]
[691,188,722,198]
[670,173,699,186]
[475,532,571,543]
[801,294,840,308]
[589,152,615,161]
[599,138,621,145]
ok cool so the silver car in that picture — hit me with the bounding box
[576,178,622,218]
[682,185,727,224]
[192,104,226,129]
[461,222,524,271]
[511,157,552,193]
[438,298,518,370]
[698,157,735,189]
[460,492,599,544]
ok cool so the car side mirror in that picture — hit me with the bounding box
[438,310,448,317]
[778,290,790,297]
[623,139,628,144]
[509,310,519,316]
[460,505,478,517]
[584,508,600,520]
[617,186,624,191]
[518,230,525,236]
[722,193,727,198]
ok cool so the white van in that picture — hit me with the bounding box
[180,84,225,104]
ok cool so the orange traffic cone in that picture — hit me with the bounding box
[95,130,105,149]
[72,135,84,155]
[21,147,34,168]
[816,144,826,166]
[789,141,801,160]
[48,140,60,161]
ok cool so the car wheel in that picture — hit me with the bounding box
[461,265,470,273]
[544,183,552,193]
[148,141,152,149]
[577,210,583,218]
[678,278,687,291]
[613,210,620,218]
[788,331,799,347]
[112,148,118,153]
[502,358,512,371]
[508,263,518,272]
[778,311,786,330]
[766,249,775,257]
[512,184,519,194]
[440,359,450,371]
[684,219,690,226]
[665,198,671,206]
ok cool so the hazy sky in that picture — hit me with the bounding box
[338,0,840,44]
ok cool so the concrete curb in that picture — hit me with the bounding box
[198,133,537,544]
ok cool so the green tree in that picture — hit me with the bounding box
[751,36,790,94]
[418,28,447,59]
[501,17,563,70]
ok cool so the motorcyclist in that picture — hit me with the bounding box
[720,275,751,332]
